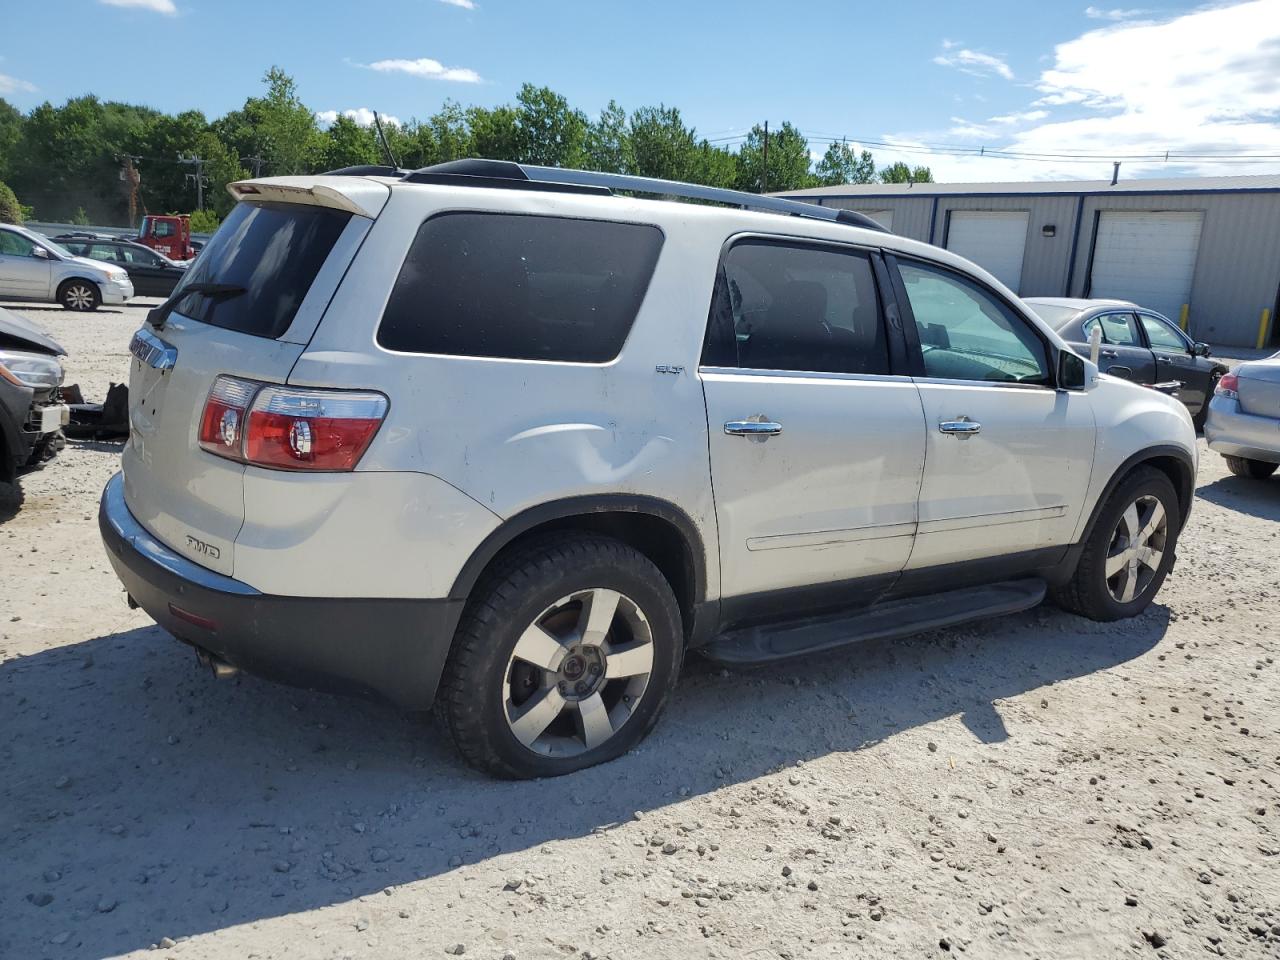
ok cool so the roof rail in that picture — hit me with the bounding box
[399,159,890,233]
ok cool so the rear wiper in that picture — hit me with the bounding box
[146,283,246,330]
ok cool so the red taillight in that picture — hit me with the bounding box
[198,375,256,456]
[198,377,388,472]
[1216,372,1239,399]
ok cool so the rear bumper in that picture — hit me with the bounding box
[98,472,462,710]
[1205,397,1280,464]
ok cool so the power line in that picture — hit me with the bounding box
[177,152,208,209]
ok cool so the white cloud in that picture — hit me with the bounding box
[437,0,476,7]
[932,47,1014,80]
[98,0,177,13]
[364,57,482,83]
[884,1,1280,181]
[316,108,402,128]
[1084,5,1149,19]
[0,72,36,95]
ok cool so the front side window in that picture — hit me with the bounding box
[1138,313,1188,351]
[0,231,36,257]
[378,213,664,362]
[121,246,159,265]
[898,260,1050,384]
[153,220,176,238]
[1083,312,1142,346]
[704,239,889,375]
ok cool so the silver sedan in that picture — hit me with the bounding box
[1205,352,1280,479]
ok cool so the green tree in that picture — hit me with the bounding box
[214,67,321,178]
[584,100,632,174]
[735,122,816,193]
[0,99,22,182]
[814,140,876,186]
[628,105,700,182]
[320,115,380,170]
[467,104,520,161]
[188,208,221,233]
[515,84,587,168]
[0,180,22,224]
[878,161,933,184]
[692,142,738,188]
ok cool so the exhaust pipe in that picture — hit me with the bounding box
[194,648,240,679]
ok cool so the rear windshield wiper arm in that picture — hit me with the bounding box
[147,283,247,330]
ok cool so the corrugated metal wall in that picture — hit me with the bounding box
[812,196,935,242]
[1068,193,1280,347]
[812,188,1280,347]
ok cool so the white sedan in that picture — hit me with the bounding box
[1205,352,1280,479]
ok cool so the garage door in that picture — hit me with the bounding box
[863,210,894,231]
[945,211,1029,293]
[1088,211,1203,326]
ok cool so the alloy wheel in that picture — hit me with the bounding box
[64,284,95,310]
[1105,494,1167,603]
[503,588,655,758]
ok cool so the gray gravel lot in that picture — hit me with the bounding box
[1,300,1278,959]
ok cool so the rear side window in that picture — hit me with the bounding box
[176,202,352,339]
[377,213,664,362]
[703,238,889,375]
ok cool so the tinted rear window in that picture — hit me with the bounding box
[377,213,664,362]
[175,201,351,339]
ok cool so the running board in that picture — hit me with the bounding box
[701,579,1047,665]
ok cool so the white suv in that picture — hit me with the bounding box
[100,160,1197,778]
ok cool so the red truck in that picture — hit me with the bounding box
[135,215,197,261]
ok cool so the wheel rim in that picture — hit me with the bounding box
[1105,494,1168,603]
[504,588,654,758]
[65,285,94,310]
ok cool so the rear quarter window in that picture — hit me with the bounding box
[377,212,664,362]
[176,201,352,339]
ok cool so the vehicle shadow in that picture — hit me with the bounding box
[1196,474,1280,520]
[0,604,1168,957]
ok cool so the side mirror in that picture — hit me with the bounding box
[1193,341,1211,357]
[31,246,50,260]
[1059,349,1098,392]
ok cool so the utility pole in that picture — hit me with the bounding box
[761,121,769,194]
[116,153,143,226]
[178,152,208,210]
[241,155,265,178]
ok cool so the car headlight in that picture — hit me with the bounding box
[0,350,64,389]
[111,270,130,283]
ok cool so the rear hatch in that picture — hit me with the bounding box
[122,179,387,577]
[1237,357,1280,420]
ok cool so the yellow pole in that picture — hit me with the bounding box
[1258,308,1273,351]
[1179,303,1190,332]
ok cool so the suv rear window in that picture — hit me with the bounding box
[175,201,351,339]
[377,213,664,362]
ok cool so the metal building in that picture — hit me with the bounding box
[779,175,1280,348]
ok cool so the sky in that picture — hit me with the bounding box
[2,0,1279,182]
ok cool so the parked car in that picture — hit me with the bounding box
[56,238,188,298]
[1024,297,1228,430]
[0,306,68,501]
[0,224,134,310]
[99,160,1197,779]
[1205,352,1280,479]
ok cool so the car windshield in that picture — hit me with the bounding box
[1024,302,1082,327]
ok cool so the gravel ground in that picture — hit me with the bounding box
[1,300,1278,960]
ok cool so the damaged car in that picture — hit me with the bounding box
[0,306,69,504]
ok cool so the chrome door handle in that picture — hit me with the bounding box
[725,420,783,437]
[938,417,981,435]
[1100,349,1119,358]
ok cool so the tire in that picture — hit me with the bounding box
[435,533,683,779]
[1052,466,1181,622]
[1224,455,1279,480]
[58,279,101,311]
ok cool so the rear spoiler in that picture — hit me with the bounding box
[226,177,390,220]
